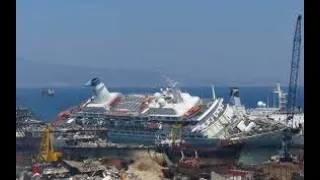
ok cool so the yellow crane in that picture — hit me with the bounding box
[171,122,183,145]
[37,124,62,162]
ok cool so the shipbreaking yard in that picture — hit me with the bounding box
[16,12,304,180]
[17,148,304,180]
[16,116,304,180]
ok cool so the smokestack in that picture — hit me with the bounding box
[230,87,241,107]
[84,77,111,104]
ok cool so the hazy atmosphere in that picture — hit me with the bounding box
[16,0,304,87]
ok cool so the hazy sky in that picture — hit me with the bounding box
[16,0,304,85]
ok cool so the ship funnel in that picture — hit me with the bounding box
[229,87,241,107]
[84,77,111,104]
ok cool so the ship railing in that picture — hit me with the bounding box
[229,125,285,138]
[74,112,202,124]
[198,101,222,124]
[197,105,228,131]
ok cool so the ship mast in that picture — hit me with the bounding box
[211,84,216,100]
[163,75,183,103]
[273,82,287,110]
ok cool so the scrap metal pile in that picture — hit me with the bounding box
[17,159,142,180]
[66,166,141,180]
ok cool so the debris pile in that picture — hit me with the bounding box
[128,156,163,180]
[62,166,142,180]
[18,165,142,180]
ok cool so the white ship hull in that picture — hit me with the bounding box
[231,128,285,147]
[231,127,304,147]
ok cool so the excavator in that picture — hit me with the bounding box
[31,124,62,175]
[36,124,62,162]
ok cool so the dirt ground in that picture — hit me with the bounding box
[127,152,164,180]
[258,162,304,180]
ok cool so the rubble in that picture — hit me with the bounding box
[128,156,163,180]
[62,166,141,180]
[63,159,106,173]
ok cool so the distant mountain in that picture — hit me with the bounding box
[16,58,222,87]
[17,58,302,87]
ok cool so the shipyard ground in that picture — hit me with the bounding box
[16,112,304,179]
[17,149,304,180]
[17,152,164,180]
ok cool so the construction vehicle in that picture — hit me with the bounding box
[37,124,62,162]
[280,14,302,162]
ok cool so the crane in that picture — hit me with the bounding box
[286,14,302,122]
[280,14,302,162]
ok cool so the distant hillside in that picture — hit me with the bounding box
[17,58,303,87]
[16,58,222,87]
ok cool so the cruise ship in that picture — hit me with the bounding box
[54,77,294,156]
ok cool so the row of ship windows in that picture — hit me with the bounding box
[110,131,205,139]
[110,131,154,135]
[78,116,182,122]
[109,116,179,121]
[149,116,180,120]
[203,103,225,126]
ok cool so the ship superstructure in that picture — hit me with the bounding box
[78,76,202,121]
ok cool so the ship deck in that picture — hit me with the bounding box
[72,95,214,123]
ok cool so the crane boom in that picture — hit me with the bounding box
[286,15,302,120]
[280,15,302,162]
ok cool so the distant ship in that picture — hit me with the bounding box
[40,88,55,97]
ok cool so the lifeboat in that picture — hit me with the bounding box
[52,110,70,126]
[59,110,71,118]
[52,99,89,126]
[182,104,201,119]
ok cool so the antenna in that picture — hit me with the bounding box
[163,75,179,88]
[162,75,182,103]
